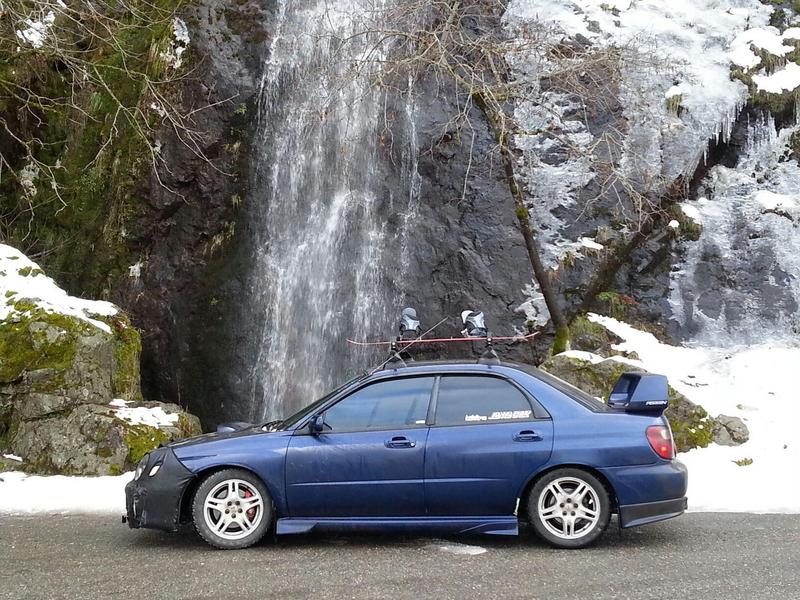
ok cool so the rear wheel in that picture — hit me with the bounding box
[527,468,611,549]
[192,469,273,549]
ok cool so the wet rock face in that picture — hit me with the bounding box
[394,80,547,364]
[107,0,275,425]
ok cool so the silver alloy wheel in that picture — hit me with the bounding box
[203,479,264,541]
[537,476,601,540]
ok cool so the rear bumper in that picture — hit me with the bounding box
[125,447,195,532]
[619,496,687,528]
[601,459,688,528]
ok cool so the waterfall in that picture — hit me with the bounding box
[245,1,419,420]
[670,113,800,345]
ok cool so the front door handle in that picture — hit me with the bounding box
[385,436,416,449]
[513,430,542,442]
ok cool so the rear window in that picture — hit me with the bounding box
[434,375,535,426]
[526,368,611,413]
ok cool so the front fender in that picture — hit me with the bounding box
[172,431,292,516]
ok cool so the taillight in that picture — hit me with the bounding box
[646,425,675,459]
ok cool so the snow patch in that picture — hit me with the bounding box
[128,260,143,279]
[753,190,798,210]
[110,399,179,428]
[729,27,793,70]
[559,350,605,364]
[0,244,117,333]
[2,454,23,462]
[668,219,680,229]
[578,237,604,251]
[0,471,131,514]
[680,203,702,223]
[16,10,55,49]
[427,541,487,556]
[664,84,687,99]
[752,61,800,93]
[160,17,190,69]
[587,313,800,514]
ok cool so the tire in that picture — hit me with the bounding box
[192,468,274,549]
[527,468,611,549]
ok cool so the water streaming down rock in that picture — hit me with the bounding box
[245,1,419,421]
[670,113,800,345]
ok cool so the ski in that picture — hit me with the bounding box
[346,332,538,347]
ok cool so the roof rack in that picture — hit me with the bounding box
[352,307,536,371]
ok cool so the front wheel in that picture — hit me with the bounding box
[192,469,273,549]
[527,468,611,549]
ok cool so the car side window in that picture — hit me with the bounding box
[323,377,434,432]
[435,375,534,426]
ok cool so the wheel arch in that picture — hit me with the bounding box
[179,464,279,524]
[518,464,619,522]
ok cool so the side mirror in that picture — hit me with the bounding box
[309,414,325,435]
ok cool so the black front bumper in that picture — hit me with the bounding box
[125,448,195,532]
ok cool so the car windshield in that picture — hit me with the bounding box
[275,375,366,430]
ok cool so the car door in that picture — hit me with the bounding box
[285,376,434,518]
[424,374,554,516]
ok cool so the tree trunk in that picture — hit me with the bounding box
[473,93,570,353]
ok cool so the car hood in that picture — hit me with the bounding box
[168,425,268,449]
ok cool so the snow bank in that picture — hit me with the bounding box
[588,314,800,514]
[0,471,131,514]
[0,244,117,333]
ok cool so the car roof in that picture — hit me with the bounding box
[371,359,540,377]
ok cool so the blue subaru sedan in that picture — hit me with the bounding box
[124,360,688,549]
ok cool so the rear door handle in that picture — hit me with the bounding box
[385,436,416,449]
[513,430,542,442]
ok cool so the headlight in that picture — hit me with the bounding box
[134,455,148,480]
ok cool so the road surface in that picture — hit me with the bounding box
[1,513,797,599]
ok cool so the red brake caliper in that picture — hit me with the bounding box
[244,489,256,520]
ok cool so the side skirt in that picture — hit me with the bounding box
[276,516,519,536]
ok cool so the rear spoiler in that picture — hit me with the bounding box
[608,372,670,416]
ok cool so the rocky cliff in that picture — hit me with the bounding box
[1,0,798,434]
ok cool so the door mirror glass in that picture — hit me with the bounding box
[309,414,326,435]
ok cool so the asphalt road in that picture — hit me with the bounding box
[0,513,797,600]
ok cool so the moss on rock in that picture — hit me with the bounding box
[124,424,170,464]
[0,311,85,383]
